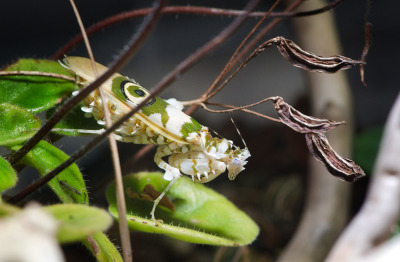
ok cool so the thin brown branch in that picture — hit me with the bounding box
[207,34,363,102]
[0,71,75,82]
[326,92,400,261]
[51,1,346,59]
[150,0,260,111]
[69,0,132,260]
[206,96,277,112]
[51,5,262,60]
[7,0,167,203]
[200,0,304,103]
[230,0,303,66]
[201,101,281,123]
[202,0,282,101]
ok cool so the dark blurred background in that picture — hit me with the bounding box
[1,0,398,261]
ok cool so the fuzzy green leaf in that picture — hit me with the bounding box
[0,103,41,146]
[0,59,75,113]
[106,172,259,246]
[82,232,123,262]
[44,204,113,243]
[0,156,17,192]
[11,141,88,204]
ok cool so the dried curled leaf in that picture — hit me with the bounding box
[360,22,372,86]
[305,133,365,182]
[250,37,364,73]
[273,96,345,133]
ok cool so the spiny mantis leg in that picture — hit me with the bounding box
[150,177,178,221]
[154,145,182,181]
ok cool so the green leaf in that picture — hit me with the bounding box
[0,156,17,192]
[82,232,123,262]
[46,102,102,136]
[11,141,88,204]
[44,204,113,243]
[0,59,75,113]
[354,126,384,174]
[106,172,259,246]
[0,103,41,146]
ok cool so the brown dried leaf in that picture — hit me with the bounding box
[305,133,365,182]
[273,96,345,133]
[360,22,372,86]
[250,37,364,73]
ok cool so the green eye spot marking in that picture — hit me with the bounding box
[112,76,152,106]
[111,76,129,102]
[125,84,147,98]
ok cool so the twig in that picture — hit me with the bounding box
[202,102,281,123]
[193,0,304,107]
[202,0,282,101]
[0,71,75,82]
[148,0,260,98]
[326,92,400,261]
[68,0,132,261]
[196,97,282,123]
[51,1,347,59]
[228,0,303,72]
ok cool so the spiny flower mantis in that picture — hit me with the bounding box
[62,56,250,220]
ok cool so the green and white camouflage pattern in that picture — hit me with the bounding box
[62,57,250,212]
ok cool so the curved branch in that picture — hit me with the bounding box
[197,0,304,105]
[0,71,75,82]
[52,0,346,59]
[201,101,282,123]
[326,92,400,261]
